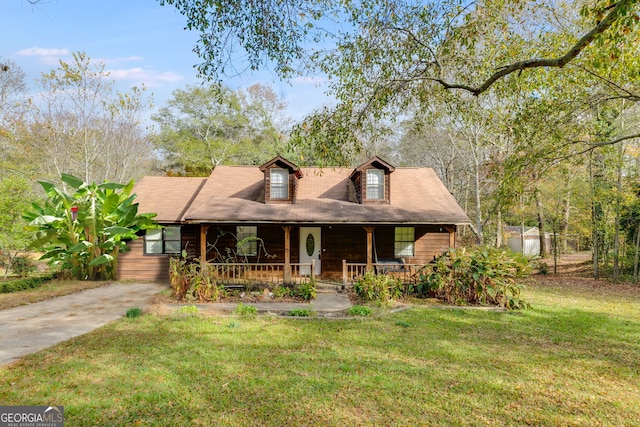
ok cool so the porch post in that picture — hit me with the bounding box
[364,226,375,271]
[200,224,209,268]
[444,225,456,248]
[282,226,292,283]
[342,259,347,288]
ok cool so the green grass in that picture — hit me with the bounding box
[1,277,639,426]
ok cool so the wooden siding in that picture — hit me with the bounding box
[372,225,451,264]
[117,240,170,282]
[323,226,367,278]
[181,224,200,259]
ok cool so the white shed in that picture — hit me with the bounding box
[504,226,549,257]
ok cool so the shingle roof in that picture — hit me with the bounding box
[132,176,207,222]
[132,165,469,225]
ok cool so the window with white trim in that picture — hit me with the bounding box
[270,168,289,199]
[394,227,415,257]
[236,226,258,256]
[145,227,181,254]
[366,169,385,200]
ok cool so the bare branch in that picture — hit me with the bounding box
[572,63,640,101]
[432,0,634,95]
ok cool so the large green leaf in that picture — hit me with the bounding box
[99,182,125,191]
[61,174,85,189]
[88,254,114,266]
[104,226,134,236]
[28,215,63,226]
[69,241,91,253]
[102,193,122,215]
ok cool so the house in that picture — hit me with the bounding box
[117,156,470,284]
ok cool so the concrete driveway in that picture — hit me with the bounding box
[0,283,166,366]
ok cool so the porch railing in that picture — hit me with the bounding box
[205,261,314,287]
[342,260,430,288]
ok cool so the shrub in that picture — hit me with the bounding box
[125,307,143,318]
[169,256,225,302]
[10,255,37,277]
[233,303,257,317]
[420,247,530,310]
[293,279,317,301]
[288,308,312,317]
[273,285,292,298]
[347,305,372,316]
[354,271,402,303]
[0,275,54,293]
[534,259,549,275]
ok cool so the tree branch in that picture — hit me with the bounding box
[432,0,634,95]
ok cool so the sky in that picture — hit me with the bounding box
[1,0,331,122]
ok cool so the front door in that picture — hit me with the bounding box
[299,227,321,276]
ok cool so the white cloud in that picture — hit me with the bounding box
[106,67,184,86]
[17,47,69,57]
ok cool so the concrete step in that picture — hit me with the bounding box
[315,282,342,294]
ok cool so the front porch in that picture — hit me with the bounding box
[186,223,453,285]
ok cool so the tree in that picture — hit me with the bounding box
[151,83,291,175]
[0,58,29,176]
[0,177,34,278]
[0,58,27,122]
[160,0,638,93]
[29,52,155,183]
[161,0,640,161]
[23,174,157,280]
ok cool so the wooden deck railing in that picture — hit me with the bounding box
[205,261,314,287]
[342,260,430,288]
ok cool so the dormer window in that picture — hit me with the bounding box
[366,169,385,200]
[260,156,302,204]
[350,156,395,204]
[270,168,289,199]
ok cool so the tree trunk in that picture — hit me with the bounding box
[496,209,502,247]
[613,142,623,282]
[634,225,640,284]
[553,226,559,274]
[474,164,483,245]
[560,178,571,253]
[534,188,547,257]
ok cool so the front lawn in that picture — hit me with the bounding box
[1,276,639,426]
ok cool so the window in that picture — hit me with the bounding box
[366,169,384,200]
[270,168,289,199]
[394,227,415,257]
[237,226,258,256]
[145,227,181,254]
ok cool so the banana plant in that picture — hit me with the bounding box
[23,174,157,280]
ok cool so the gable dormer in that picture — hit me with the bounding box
[349,156,395,204]
[259,156,303,204]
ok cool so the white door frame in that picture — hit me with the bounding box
[299,227,321,275]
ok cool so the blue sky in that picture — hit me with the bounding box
[1,0,330,122]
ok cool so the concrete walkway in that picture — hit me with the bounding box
[0,283,166,366]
